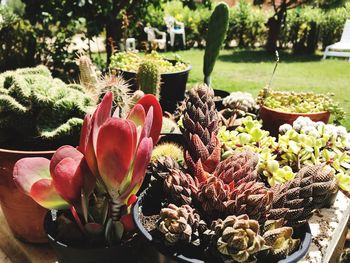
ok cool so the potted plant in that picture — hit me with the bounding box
[258,89,345,137]
[133,84,314,263]
[0,65,94,243]
[12,92,162,262]
[256,51,345,137]
[110,51,191,113]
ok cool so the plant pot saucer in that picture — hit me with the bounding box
[133,181,312,263]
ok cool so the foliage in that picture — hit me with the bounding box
[13,92,162,245]
[0,65,93,150]
[0,6,36,72]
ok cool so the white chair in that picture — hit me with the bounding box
[126,38,137,52]
[144,27,167,50]
[323,19,350,61]
[164,15,186,48]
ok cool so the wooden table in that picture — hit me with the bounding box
[0,192,349,263]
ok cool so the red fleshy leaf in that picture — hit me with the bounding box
[135,95,162,144]
[50,146,84,175]
[120,214,136,233]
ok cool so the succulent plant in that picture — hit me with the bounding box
[164,169,198,206]
[262,219,300,260]
[150,156,182,181]
[196,176,233,216]
[77,53,99,94]
[137,60,161,99]
[213,150,259,186]
[151,142,184,162]
[205,214,265,263]
[161,117,181,134]
[203,2,229,86]
[268,177,314,227]
[229,182,273,223]
[98,74,132,118]
[158,204,205,245]
[13,92,162,244]
[223,92,258,113]
[0,65,93,149]
[182,84,220,181]
[297,165,338,208]
[110,51,188,73]
[130,90,145,107]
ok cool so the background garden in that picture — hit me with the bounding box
[1,0,350,126]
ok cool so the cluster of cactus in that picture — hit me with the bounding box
[137,60,161,99]
[0,65,94,149]
[203,2,229,86]
[223,92,258,113]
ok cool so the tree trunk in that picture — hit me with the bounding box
[265,7,286,53]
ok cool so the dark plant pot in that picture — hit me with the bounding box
[260,105,331,137]
[213,89,230,111]
[133,182,312,263]
[44,211,126,263]
[0,148,53,243]
[118,61,192,113]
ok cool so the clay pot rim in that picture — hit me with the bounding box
[0,148,56,155]
[261,105,329,116]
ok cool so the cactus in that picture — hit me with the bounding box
[137,60,161,99]
[151,142,184,162]
[203,2,229,86]
[161,117,181,134]
[129,90,145,108]
[0,66,93,150]
[77,53,99,94]
[98,74,131,118]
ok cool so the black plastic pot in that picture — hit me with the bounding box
[118,61,192,113]
[213,89,229,111]
[44,212,125,263]
[133,182,312,263]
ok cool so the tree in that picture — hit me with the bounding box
[259,0,347,52]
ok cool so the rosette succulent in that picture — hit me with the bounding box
[205,214,265,263]
[158,204,205,245]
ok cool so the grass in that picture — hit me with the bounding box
[162,49,350,129]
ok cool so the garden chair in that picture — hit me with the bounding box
[144,27,167,51]
[164,15,186,48]
[323,19,350,61]
[126,38,137,52]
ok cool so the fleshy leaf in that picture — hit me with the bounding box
[13,157,51,195]
[52,157,83,204]
[135,94,162,144]
[127,104,146,128]
[96,118,137,197]
[50,145,84,175]
[78,114,92,154]
[30,179,70,209]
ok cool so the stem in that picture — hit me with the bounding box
[71,206,86,234]
[110,199,123,223]
[267,50,279,90]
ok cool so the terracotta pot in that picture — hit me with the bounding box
[0,148,54,243]
[260,105,331,137]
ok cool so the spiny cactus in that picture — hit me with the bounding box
[137,60,161,99]
[262,219,300,261]
[205,214,265,263]
[164,169,198,206]
[182,84,220,181]
[229,182,273,224]
[0,66,93,149]
[151,142,184,162]
[77,53,99,94]
[98,74,131,118]
[129,90,145,108]
[157,204,206,245]
[203,2,229,86]
[213,150,259,186]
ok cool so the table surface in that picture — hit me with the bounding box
[0,191,349,263]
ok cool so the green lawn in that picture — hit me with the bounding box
[163,49,350,128]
